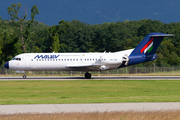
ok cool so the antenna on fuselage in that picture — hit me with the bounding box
[53,51,55,53]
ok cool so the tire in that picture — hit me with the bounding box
[23,75,26,79]
[85,73,91,79]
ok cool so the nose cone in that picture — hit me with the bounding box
[4,62,9,69]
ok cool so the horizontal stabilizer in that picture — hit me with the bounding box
[149,34,175,37]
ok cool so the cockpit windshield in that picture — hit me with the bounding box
[12,58,21,61]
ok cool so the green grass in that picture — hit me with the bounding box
[0,80,180,104]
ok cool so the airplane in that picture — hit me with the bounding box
[4,33,174,79]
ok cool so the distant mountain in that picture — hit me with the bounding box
[1,0,180,25]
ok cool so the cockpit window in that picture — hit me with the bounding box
[13,58,21,61]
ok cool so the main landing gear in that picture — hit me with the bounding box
[85,72,91,79]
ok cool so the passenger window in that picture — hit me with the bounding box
[73,59,75,61]
[19,58,21,61]
[76,59,78,61]
[36,59,38,61]
[61,59,63,61]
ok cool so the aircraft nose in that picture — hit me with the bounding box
[4,62,9,69]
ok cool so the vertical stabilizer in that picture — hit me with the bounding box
[119,33,174,67]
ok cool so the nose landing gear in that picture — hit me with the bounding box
[23,71,26,79]
[23,75,26,79]
[85,72,91,79]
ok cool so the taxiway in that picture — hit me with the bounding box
[1,102,180,114]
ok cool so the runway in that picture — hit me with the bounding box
[1,102,180,114]
[0,76,180,80]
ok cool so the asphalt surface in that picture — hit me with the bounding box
[1,102,180,114]
[0,76,180,80]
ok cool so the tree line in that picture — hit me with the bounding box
[0,3,180,67]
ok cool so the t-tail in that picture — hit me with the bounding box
[120,33,174,67]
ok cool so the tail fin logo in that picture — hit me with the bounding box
[141,38,153,54]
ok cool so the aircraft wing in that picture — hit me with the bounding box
[66,64,101,71]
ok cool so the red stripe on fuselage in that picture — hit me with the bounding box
[141,38,153,53]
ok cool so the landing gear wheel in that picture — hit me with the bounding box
[85,72,91,79]
[23,75,26,79]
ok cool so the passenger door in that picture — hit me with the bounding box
[25,55,31,69]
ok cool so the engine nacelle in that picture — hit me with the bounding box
[122,54,129,66]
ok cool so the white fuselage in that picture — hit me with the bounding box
[8,49,133,71]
